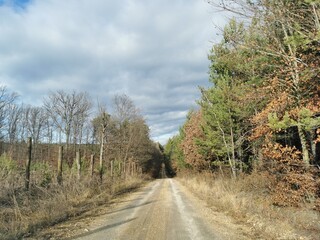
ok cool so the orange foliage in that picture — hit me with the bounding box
[180,111,208,171]
[250,40,320,142]
[250,92,291,140]
[262,143,319,208]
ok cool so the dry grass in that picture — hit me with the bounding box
[178,172,320,240]
[0,158,147,240]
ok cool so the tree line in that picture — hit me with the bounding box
[0,86,163,177]
[165,0,320,208]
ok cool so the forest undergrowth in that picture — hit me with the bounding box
[178,172,320,240]
[0,156,148,240]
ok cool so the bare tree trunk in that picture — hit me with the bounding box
[311,129,316,163]
[57,146,63,185]
[110,160,114,178]
[123,159,126,178]
[90,154,95,178]
[131,161,134,176]
[298,124,310,168]
[312,3,320,31]
[25,137,32,190]
[99,133,104,183]
[118,161,121,177]
[229,122,237,178]
[76,151,81,180]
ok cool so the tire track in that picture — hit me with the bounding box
[72,179,227,240]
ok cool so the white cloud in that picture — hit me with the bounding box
[0,0,227,144]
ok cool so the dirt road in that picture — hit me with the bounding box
[67,179,250,240]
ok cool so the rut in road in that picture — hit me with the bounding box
[71,179,220,240]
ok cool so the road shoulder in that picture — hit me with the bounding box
[25,180,154,240]
[27,178,254,239]
[174,178,254,240]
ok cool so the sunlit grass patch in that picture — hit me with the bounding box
[178,172,320,240]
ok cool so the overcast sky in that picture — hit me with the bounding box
[0,0,227,144]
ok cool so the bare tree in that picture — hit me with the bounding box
[113,94,139,124]
[0,86,18,139]
[110,94,150,175]
[25,106,47,143]
[6,103,23,143]
[43,118,54,144]
[43,90,92,148]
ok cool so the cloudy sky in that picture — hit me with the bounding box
[0,0,227,144]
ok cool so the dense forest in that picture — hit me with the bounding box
[165,0,320,208]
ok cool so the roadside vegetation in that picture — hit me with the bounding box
[0,89,163,239]
[0,156,149,240]
[165,1,320,239]
[178,172,319,239]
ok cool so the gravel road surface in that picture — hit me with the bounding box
[70,179,221,240]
